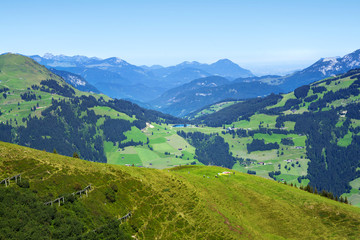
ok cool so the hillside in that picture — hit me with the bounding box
[151,76,281,117]
[169,68,360,206]
[0,54,191,167]
[238,49,360,92]
[280,49,360,91]
[1,141,360,239]
[4,53,360,208]
[0,53,70,89]
[49,68,101,93]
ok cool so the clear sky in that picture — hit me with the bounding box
[1,0,360,75]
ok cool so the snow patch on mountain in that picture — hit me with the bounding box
[67,75,86,86]
[196,93,212,96]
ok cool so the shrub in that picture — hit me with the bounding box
[17,179,30,188]
[105,188,116,203]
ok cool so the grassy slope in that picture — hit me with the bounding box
[176,71,360,205]
[0,53,200,171]
[1,141,360,239]
[192,101,240,119]
[0,53,108,125]
[107,123,202,168]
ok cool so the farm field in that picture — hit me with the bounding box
[106,123,201,169]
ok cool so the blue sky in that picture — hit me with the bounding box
[1,0,360,74]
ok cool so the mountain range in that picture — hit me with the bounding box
[240,49,360,91]
[150,76,282,117]
[2,52,360,238]
[30,54,254,102]
[28,49,360,117]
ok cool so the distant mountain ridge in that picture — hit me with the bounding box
[30,54,254,102]
[151,76,282,117]
[29,49,360,116]
[149,59,254,80]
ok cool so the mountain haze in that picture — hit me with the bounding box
[151,76,282,117]
[30,54,254,102]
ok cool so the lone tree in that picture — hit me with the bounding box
[73,152,79,158]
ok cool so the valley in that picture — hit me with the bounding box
[3,1,360,238]
[2,51,360,238]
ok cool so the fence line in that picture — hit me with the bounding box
[44,184,92,206]
[0,174,21,187]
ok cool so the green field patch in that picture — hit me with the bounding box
[274,174,298,182]
[283,121,296,131]
[150,137,167,144]
[90,106,135,122]
[120,146,137,154]
[108,154,142,166]
[180,150,195,160]
[337,131,352,147]
[351,119,360,128]
[251,164,275,171]
[152,142,176,153]
[336,117,346,127]
[231,114,277,129]
[350,177,360,190]
[267,92,296,109]
[253,133,306,147]
[136,147,161,163]
[193,101,240,118]
[104,141,143,166]
[326,76,355,92]
[167,134,195,154]
[123,126,147,143]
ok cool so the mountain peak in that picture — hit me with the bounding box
[321,57,339,62]
[103,57,129,66]
[214,58,235,64]
[43,53,55,59]
[178,61,201,67]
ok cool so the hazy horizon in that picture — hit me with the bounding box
[1,0,360,75]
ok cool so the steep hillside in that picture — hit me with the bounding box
[0,53,69,89]
[1,141,359,239]
[49,68,100,93]
[280,49,360,91]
